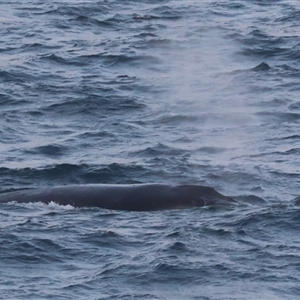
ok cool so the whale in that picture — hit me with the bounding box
[0,184,236,211]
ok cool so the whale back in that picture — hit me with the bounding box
[0,184,236,211]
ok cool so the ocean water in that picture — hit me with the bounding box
[1,1,300,299]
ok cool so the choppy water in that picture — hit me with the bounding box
[1,1,300,299]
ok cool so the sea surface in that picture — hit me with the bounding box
[1,1,300,299]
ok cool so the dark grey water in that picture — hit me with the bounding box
[1,1,300,299]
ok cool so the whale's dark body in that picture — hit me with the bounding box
[0,184,236,211]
